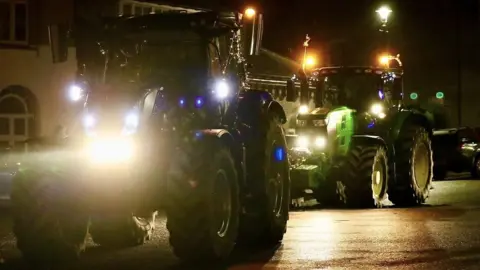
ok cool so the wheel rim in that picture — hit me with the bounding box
[413,142,430,190]
[268,145,285,217]
[213,169,231,238]
[372,155,386,197]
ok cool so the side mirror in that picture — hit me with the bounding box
[242,9,264,56]
[314,80,323,107]
[286,79,297,102]
[48,23,69,63]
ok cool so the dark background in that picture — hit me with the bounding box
[154,0,480,126]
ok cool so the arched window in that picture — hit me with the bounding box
[0,94,33,148]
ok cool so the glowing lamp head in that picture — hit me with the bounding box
[379,55,390,66]
[214,80,230,99]
[298,105,309,115]
[68,85,84,102]
[376,6,392,22]
[244,8,256,19]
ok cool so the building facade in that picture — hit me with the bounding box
[0,0,187,149]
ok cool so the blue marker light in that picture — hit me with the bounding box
[179,98,186,107]
[194,96,204,108]
[367,121,375,128]
[378,90,384,100]
[274,147,285,162]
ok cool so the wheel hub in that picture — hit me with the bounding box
[371,155,386,197]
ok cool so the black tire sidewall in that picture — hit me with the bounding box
[165,143,239,261]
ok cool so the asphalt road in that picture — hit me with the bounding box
[1,177,480,270]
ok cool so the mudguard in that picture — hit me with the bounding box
[389,109,434,142]
[351,135,388,150]
[195,129,246,186]
[264,100,287,124]
[238,90,287,125]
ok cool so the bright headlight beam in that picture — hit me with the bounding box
[88,138,134,163]
[298,105,309,114]
[314,136,326,148]
[83,114,95,128]
[215,80,230,99]
[296,136,309,148]
[125,112,139,128]
[68,85,83,102]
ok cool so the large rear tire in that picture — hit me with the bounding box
[389,126,433,206]
[338,144,388,208]
[165,142,239,263]
[12,167,90,266]
[240,116,290,246]
[89,212,156,248]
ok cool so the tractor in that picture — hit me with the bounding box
[286,66,434,208]
[11,1,290,266]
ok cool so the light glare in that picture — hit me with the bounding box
[69,85,83,102]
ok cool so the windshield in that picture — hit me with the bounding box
[318,73,380,110]
[103,39,206,93]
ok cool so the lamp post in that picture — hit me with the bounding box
[378,53,402,68]
[376,6,392,50]
[302,34,311,72]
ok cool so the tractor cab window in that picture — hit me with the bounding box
[208,42,222,77]
[381,72,402,105]
[318,73,379,111]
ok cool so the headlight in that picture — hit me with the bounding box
[83,114,96,128]
[296,136,309,148]
[314,136,326,148]
[124,111,139,129]
[68,84,84,102]
[123,111,140,135]
[294,135,326,150]
[370,103,386,118]
[298,105,309,114]
[87,138,134,163]
[214,79,230,99]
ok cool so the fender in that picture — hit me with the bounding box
[263,100,287,124]
[389,109,434,142]
[237,90,287,126]
[195,129,246,187]
[351,135,388,150]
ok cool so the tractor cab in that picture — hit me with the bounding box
[286,66,404,152]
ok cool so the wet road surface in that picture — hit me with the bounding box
[1,177,480,270]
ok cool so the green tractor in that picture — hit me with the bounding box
[286,66,434,208]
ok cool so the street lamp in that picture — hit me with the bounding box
[304,55,316,68]
[378,53,402,68]
[244,7,256,19]
[376,6,392,27]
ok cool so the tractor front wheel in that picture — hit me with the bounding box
[165,143,239,263]
[339,144,388,208]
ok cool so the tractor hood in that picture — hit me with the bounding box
[297,107,331,120]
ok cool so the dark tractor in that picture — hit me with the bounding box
[12,2,290,266]
[286,66,434,208]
